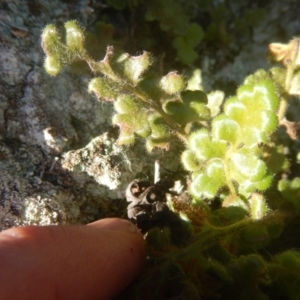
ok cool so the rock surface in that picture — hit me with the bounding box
[0,1,299,229]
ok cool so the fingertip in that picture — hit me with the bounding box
[0,221,146,299]
[88,217,142,234]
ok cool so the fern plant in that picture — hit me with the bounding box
[42,21,300,299]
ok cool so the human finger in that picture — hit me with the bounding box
[0,218,145,300]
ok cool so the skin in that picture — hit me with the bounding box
[0,218,145,300]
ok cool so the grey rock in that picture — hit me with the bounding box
[0,0,298,229]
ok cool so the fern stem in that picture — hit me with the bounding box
[223,145,238,197]
[83,51,189,143]
[126,86,189,143]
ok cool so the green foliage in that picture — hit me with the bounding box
[119,211,287,299]
[80,0,271,71]
[42,19,300,300]
[278,178,300,213]
[268,251,300,300]
[182,77,279,215]
[41,21,213,151]
[163,90,210,125]
[42,21,87,76]
[144,0,189,35]
[100,0,204,65]
[228,254,269,300]
[171,23,204,65]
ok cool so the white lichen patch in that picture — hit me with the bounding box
[43,127,68,153]
[23,196,62,226]
[22,191,81,226]
[61,135,122,192]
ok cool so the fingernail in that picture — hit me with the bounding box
[88,218,141,234]
[127,222,140,234]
